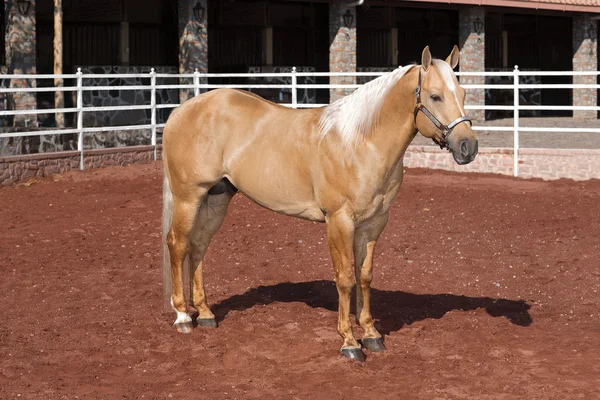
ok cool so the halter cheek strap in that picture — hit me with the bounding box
[414,68,472,150]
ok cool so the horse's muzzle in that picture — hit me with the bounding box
[451,138,479,165]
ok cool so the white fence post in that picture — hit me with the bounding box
[150,68,157,161]
[291,67,297,109]
[194,69,200,97]
[76,68,84,170]
[513,65,520,177]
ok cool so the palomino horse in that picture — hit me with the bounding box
[161,46,478,362]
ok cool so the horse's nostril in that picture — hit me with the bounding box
[460,140,469,158]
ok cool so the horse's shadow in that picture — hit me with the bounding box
[212,280,532,335]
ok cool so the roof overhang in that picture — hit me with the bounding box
[348,0,600,14]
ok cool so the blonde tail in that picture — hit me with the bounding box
[162,173,174,309]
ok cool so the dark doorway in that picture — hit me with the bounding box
[396,8,458,66]
[208,0,328,72]
[357,6,394,68]
[208,0,329,104]
[36,0,177,74]
[485,12,572,118]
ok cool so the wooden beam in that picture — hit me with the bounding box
[390,27,398,66]
[502,30,508,69]
[54,0,64,128]
[263,27,273,65]
[120,0,129,65]
[120,22,130,65]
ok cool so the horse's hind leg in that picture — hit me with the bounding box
[353,212,389,353]
[188,181,236,327]
[167,187,208,333]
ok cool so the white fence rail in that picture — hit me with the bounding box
[1,67,599,177]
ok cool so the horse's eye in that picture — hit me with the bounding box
[431,95,442,102]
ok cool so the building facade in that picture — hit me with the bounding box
[1,0,599,135]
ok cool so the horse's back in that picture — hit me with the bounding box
[165,88,298,138]
[163,89,280,161]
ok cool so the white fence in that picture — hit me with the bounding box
[1,67,599,177]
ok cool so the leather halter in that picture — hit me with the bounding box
[414,67,472,150]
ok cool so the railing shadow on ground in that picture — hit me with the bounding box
[211,280,532,335]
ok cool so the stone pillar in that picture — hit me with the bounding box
[54,0,64,128]
[458,7,485,122]
[5,0,37,126]
[572,16,597,120]
[1,0,37,156]
[178,0,207,103]
[329,0,356,103]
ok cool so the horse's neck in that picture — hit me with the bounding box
[367,68,419,169]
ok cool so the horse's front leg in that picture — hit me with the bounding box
[326,210,364,362]
[353,212,389,353]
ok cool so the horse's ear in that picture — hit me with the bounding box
[445,45,460,70]
[421,46,432,72]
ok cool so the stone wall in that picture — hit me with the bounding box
[356,67,394,85]
[3,144,600,185]
[329,0,356,103]
[1,145,161,185]
[247,66,316,104]
[458,7,485,122]
[78,66,178,127]
[77,65,178,150]
[404,146,600,181]
[484,71,541,120]
[572,16,598,120]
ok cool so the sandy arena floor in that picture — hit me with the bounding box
[1,162,599,399]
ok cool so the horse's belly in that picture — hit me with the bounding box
[223,126,324,221]
[225,170,325,222]
[238,185,325,222]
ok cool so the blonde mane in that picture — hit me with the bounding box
[318,64,414,146]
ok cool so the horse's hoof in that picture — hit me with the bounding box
[197,318,218,328]
[174,321,194,334]
[340,347,365,362]
[361,337,386,352]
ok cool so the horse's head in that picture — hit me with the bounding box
[414,46,478,165]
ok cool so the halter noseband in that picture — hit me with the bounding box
[414,67,472,150]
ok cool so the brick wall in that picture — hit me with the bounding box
[572,16,598,120]
[329,0,356,103]
[458,7,485,122]
[178,0,208,103]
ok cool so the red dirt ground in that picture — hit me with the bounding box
[1,163,600,399]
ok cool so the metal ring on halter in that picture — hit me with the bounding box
[413,68,472,150]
